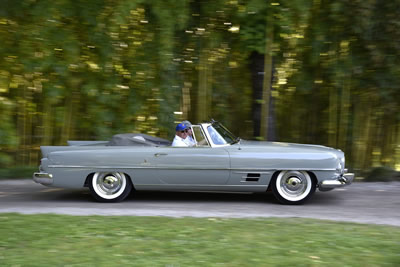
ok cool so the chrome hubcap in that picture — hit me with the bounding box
[94,172,125,196]
[102,175,120,192]
[286,176,303,191]
[277,171,312,201]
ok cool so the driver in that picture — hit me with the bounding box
[172,123,189,147]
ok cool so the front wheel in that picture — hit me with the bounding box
[89,172,132,202]
[271,171,316,205]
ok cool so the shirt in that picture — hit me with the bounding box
[172,135,189,147]
[185,135,196,146]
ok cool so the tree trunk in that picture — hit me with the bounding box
[42,89,53,145]
[328,85,338,148]
[338,72,351,151]
[60,78,81,144]
[260,12,274,141]
[249,51,264,138]
[196,49,212,122]
[396,122,400,171]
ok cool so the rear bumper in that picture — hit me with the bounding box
[319,172,354,190]
[33,172,53,186]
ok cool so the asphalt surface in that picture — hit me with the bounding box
[0,179,399,226]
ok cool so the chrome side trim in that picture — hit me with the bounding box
[48,165,336,171]
[233,171,273,174]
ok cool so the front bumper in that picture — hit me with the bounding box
[319,172,354,191]
[33,172,53,186]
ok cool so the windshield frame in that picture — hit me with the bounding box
[201,121,238,147]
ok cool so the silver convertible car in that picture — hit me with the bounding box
[33,121,354,204]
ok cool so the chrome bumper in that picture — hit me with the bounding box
[33,172,53,185]
[319,173,354,191]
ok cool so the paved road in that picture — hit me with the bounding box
[0,179,399,226]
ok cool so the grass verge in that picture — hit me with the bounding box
[0,214,399,266]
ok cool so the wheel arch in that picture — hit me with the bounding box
[267,171,280,191]
[306,171,318,185]
[84,173,94,187]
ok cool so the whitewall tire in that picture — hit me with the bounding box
[89,172,132,202]
[271,170,316,205]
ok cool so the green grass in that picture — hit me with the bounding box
[0,214,399,266]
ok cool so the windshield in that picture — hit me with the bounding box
[207,122,237,145]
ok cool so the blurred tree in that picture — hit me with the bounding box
[273,0,400,170]
[237,0,274,140]
[0,0,399,172]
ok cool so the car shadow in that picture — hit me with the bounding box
[127,189,343,205]
[28,188,342,206]
[127,190,279,204]
[29,188,92,202]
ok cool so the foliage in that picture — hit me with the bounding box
[362,167,400,182]
[265,0,400,170]
[0,0,399,171]
[0,214,399,265]
[0,166,37,179]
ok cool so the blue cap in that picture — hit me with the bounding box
[176,123,188,131]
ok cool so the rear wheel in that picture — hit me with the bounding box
[271,170,316,205]
[89,172,132,202]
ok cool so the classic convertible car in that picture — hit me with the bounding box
[33,120,354,204]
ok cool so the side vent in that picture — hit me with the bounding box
[242,173,260,182]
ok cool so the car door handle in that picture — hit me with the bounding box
[154,153,168,157]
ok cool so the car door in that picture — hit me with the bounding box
[153,146,230,185]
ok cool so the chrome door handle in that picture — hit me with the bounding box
[154,153,168,157]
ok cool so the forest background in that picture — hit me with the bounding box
[0,0,399,176]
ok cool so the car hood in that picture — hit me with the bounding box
[236,140,343,157]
